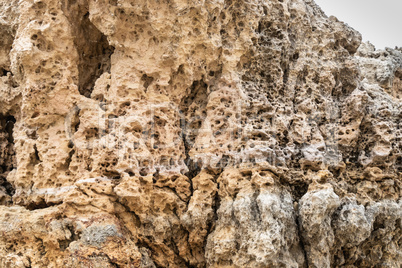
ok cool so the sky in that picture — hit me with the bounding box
[313,0,402,49]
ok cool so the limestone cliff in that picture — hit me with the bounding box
[0,0,401,267]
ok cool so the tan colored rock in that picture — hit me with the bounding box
[0,0,401,267]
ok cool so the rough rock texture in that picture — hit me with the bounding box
[0,0,401,267]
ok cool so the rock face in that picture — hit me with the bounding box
[0,0,401,267]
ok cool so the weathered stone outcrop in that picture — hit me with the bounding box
[0,0,400,267]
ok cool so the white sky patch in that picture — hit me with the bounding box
[314,0,402,49]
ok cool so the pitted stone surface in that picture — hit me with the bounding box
[0,0,401,267]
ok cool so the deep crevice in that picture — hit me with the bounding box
[205,179,221,248]
[0,114,16,202]
[62,149,75,170]
[61,3,115,98]
[76,15,114,97]
[32,144,41,165]
[204,170,222,241]
[295,212,309,267]
[26,200,62,211]
[180,80,208,180]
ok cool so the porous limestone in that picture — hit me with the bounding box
[0,0,401,267]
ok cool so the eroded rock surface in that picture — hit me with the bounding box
[0,0,401,267]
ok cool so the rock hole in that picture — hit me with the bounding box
[141,74,154,90]
[32,144,41,165]
[63,6,115,98]
[58,223,80,251]
[0,68,7,76]
[26,199,62,210]
[139,168,148,177]
[0,114,16,203]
